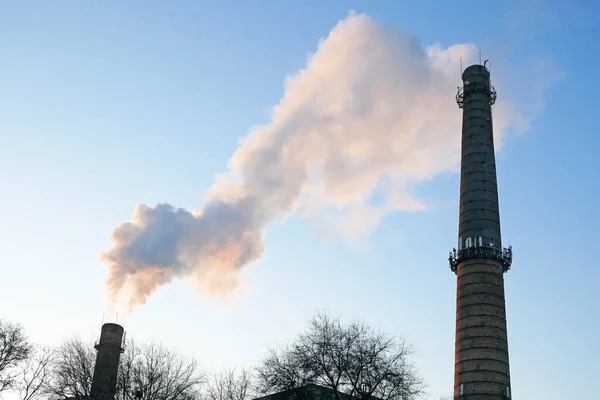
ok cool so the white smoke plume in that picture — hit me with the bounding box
[100,11,524,312]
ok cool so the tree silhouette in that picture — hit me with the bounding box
[16,346,56,400]
[256,311,424,400]
[116,340,204,400]
[0,319,33,394]
[46,336,96,400]
[205,368,254,400]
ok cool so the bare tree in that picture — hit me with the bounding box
[256,311,424,400]
[16,346,56,400]
[116,341,204,400]
[205,368,254,400]
[47,336,204,400]
[46,336,96,400]
[115,339,139,400]
[0,319,33,393]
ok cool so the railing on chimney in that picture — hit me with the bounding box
[449,236,512,273]
[456,82,497,108]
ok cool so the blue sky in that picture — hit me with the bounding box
[1,1,599,399]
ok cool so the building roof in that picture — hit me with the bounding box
[253,383,377,400]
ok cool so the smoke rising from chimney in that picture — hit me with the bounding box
[100,12,540,312]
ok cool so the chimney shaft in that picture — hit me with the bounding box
[449,64,513,399]
[91,323,124,400]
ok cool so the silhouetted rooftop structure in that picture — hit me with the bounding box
[253,383,382,400]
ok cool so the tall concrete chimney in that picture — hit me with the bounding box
[91,323,124,400]
[449,63,513,400]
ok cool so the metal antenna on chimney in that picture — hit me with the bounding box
[115,312,119,324]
